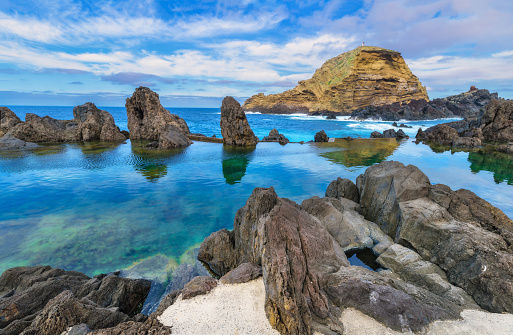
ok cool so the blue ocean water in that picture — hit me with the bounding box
[0,106,512,278]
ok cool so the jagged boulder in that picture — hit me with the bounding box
[370,129,409,139]
[314,130,328,142]
[0,107,21,137]
[220,97,258,146]
[357,161,513,313]
[261,129,289,144]
[481,99,513,142]
[73,103,127,142]
[4,104,126,143]
[325,177,359,203]
[125,87,191,149]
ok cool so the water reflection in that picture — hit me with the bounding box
[130,141,186,182]
[468,150,513,185]
[319,138,400,168]
[222,145,255,185]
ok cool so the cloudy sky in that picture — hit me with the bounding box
[1,0,512,107]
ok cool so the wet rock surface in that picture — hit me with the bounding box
[0,135,38,150]
[220,96,258,146]
[125,86,191,149]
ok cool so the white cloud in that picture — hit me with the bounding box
[0,13,62,42]
[492,50,513,58]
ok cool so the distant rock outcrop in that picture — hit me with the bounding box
[243,46,428,114]
[416,98,512,148]
[3,103,126,143]
[370,129,409,139]
[220,97,258,146]
[261,129,289,144]
[352,88,498,121]
[126,87,191,149]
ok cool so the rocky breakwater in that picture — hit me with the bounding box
[0,266,152,335]
[0,103,126,147]
[198,160,513,334]
[220,96,258,146]
[351,87,497,121]
[243,46,428,114]
[417,98,513,149]
[126,86,191,149]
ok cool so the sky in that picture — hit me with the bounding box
[0,0,512,107]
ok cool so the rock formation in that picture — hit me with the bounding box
[0,266,151,334]
[220,97,258,146]
[416,98,512,148]
[125,87,191,149]
[243,46,428,114]
[0,135,38,150]
[351,88,497,121]
[2,103,126,144]
[0,107,21,137]
[261,129,289,144]
[370,129,408,139]
[314,130,329,142]
[199,161,513,334]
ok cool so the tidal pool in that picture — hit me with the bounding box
[1,138,512,278]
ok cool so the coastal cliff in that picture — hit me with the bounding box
[242,46,428,114]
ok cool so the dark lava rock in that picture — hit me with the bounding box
[261,129,290,144]
[125,87,191,149]
[220,97,258,146]
[481,99,513,142]
[370,131,383,138]
[326,114,337,120]
[351,88,498,121]
[0,266,151,334]
[370,129,408,139]
[219,263,262,284]
[314,130,329,142]
[181,276,218,300]
[325,177,359,203]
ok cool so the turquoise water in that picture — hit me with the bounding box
[1,106,512,278]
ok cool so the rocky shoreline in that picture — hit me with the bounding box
[2,161,513,334]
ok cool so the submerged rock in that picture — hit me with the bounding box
[220,96,258,146]
[125,87,191,149]
[0,134,38,150]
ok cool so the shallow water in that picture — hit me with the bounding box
[1,107,512,277]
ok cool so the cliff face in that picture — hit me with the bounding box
[243,46,428,114]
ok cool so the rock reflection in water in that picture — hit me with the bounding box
[131,141,186,182]
[469,150,513,185]
[222,145,255,185]
[319,138,400,168]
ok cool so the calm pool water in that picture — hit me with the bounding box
[1,106,512,278]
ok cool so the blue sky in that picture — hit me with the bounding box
[0,0,512,107]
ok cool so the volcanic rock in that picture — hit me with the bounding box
[261,129,289,144]
[125,87,191,149]
[480,99,513,142]
[314,130,328,142]
[0,107,21,137]
[325,177,359,203]
[370,129,408,139]
[243,46,428,114]
[0,135,38,150]
[352,88,498,121]
[0,266,151,334]
[220,96,258,146]
[5,104,126,143]
[220,263,262,284]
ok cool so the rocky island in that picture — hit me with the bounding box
[243,46,428,114]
